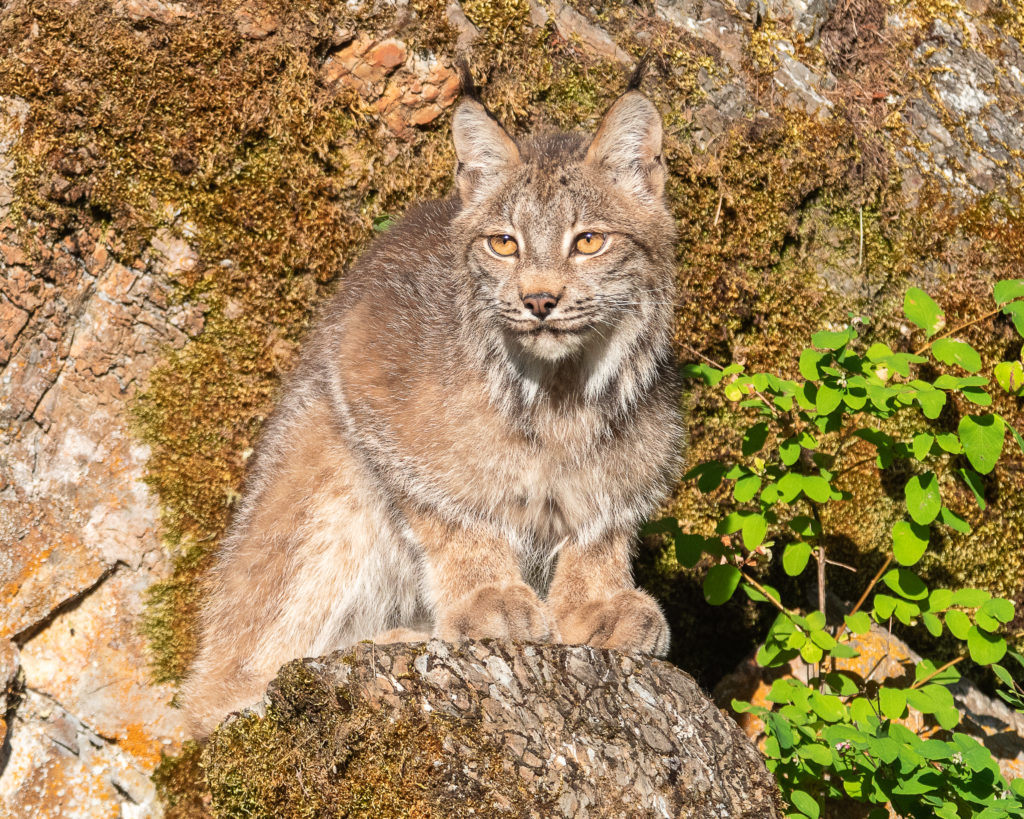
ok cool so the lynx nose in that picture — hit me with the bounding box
[521,292,559,319]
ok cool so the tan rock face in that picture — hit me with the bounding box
[0,124,195,812]
[320,34,459,139]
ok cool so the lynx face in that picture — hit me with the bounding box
[451,94,676,368]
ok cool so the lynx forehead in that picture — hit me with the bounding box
[180,83,684,739]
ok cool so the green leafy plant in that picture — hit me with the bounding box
[650,281,1024,817]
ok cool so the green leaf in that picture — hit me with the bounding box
[935,432,962,453]
[802,475,832,503]
[879,687,906,720]
[734,475,762,503]
[779,437,801,466]
[800,348,828,380]
[915,389,946,419]
[904,288,945,336]
[743,582,782,606]
[703,564,741,605]
[940,506,971,535]
[945,609,972,640]
[741,514,768,549]
[929,588,953,612]
[922,611,943,637]
[812,328,853,350]
[778,472,803,503]
[742,422,770,456]
[685,461,729,492]
[883,567,928,600]
[372,214,395,231]
[1004,300,1024,336]
[911,433,934,460]
[994,279,1024,304]
[797,743,833,766]
[845,611,871,634]
[680,362,726,386]
[995,360,1024,395]
[951,588,991,607]
[957,467,986,510]
[967,627,1007,665]
[874,594,898,619]
[981,597,1015,624]
[800,641,824,664]
[816,384,843,415]
[932,338,982,372]
[892,520,930,566]
[905,472,942,525]
[783,541,813,576]
[790,789,820,819]
[673,533,708,568]
[958,414,1005,475]
[810,691,846,722]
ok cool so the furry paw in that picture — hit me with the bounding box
[437,582,554,642]
[554,589,669,656]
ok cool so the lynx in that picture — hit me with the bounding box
[181,83,683,738]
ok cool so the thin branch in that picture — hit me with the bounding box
[913,306,1003,356]
[825,558,858,573]
[910,656,964,689]
[833,555,893,645]
[740,571,793,615]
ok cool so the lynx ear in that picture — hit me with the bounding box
[584,91,665,200]
[452,99,521,202]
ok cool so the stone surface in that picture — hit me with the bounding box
[205,641,783,818]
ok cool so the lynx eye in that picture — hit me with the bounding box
[574,232,606,255]
[488,235,518,257]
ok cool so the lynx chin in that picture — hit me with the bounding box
[181,85,684,738]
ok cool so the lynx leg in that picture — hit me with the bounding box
[547,532,669,656]
[406,511,554,643]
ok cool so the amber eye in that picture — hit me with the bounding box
[488,235,518,257]
[574,232,606,255]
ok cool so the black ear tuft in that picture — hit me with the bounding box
[456,56,480,101]
[627,52,653,92]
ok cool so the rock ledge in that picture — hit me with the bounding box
[204,640,782,818]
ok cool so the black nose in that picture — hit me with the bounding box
[521,292,559,319]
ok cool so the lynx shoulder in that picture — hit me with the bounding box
[180,88,684,738]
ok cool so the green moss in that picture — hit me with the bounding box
[201,653,536,818]
[152,741,211,819]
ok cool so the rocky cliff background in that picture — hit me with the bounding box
[1,0,1023,815]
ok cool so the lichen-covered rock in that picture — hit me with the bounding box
[203,640,783,819]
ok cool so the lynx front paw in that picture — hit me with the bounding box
[437,582,554,643]
[554,589,669,656]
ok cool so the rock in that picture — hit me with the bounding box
[204,640,783,818]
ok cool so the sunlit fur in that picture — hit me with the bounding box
[180,91,684,738]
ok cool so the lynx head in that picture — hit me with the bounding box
[450,91,676,403]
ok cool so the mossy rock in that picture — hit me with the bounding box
[198,640,783,818]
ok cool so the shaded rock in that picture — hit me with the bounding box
[205,640,782,818]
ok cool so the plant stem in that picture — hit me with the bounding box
[740,570,794,615]
[911,656,964,689]
[913,306,1002,356]
[833,555,893,645]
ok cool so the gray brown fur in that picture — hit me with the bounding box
[181,91,684,738]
